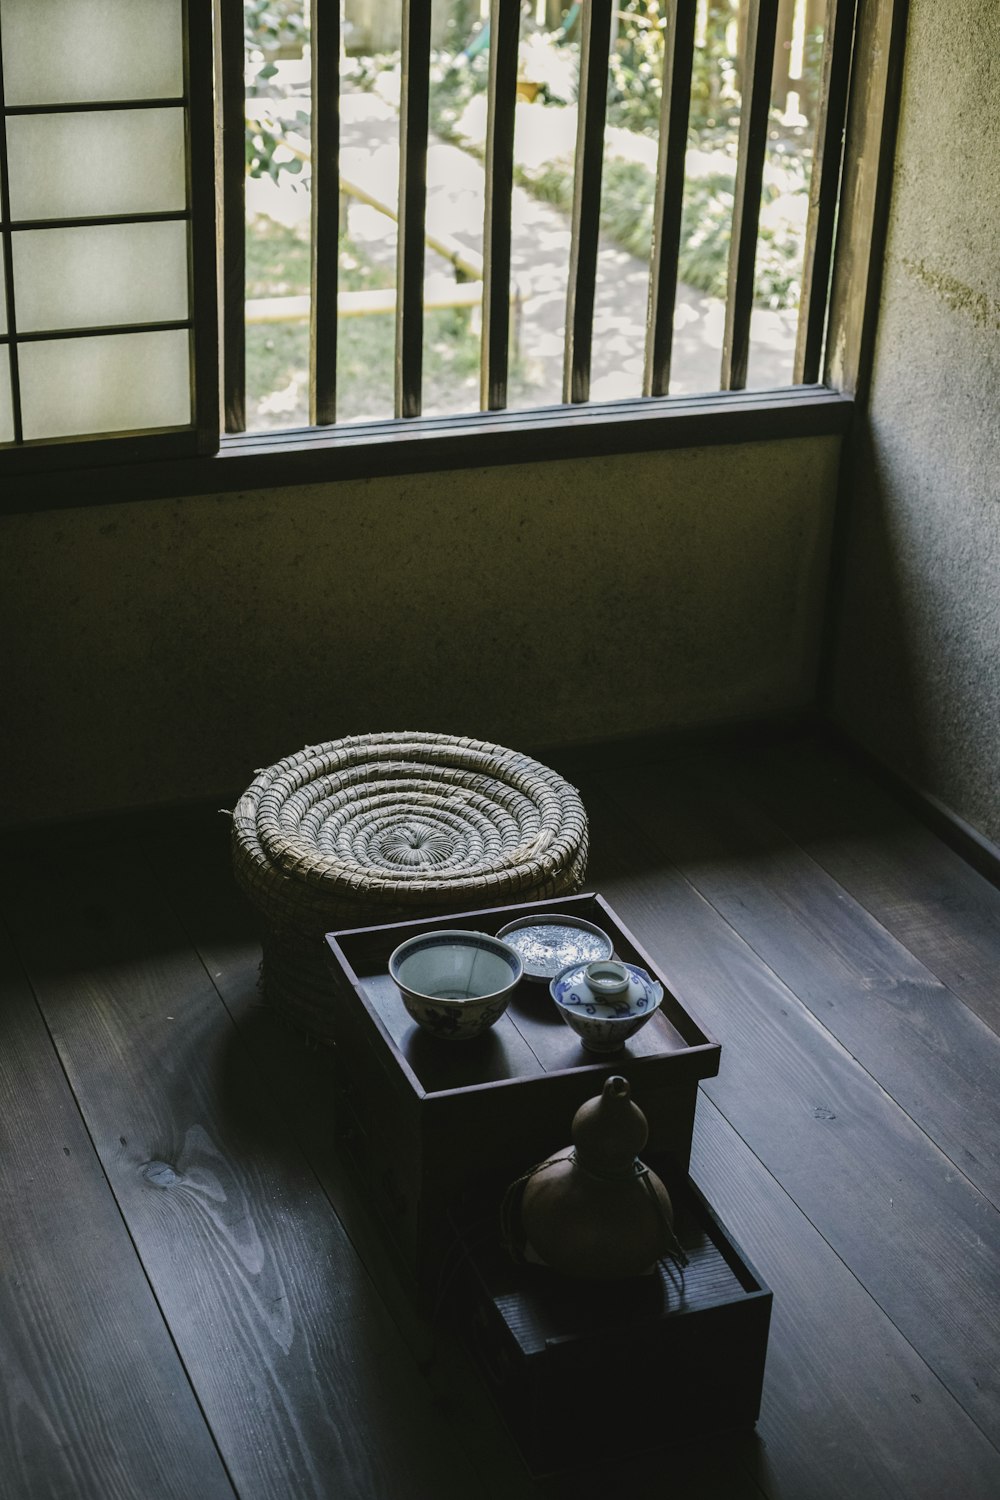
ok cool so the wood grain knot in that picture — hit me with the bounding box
[142,1160,182,1187]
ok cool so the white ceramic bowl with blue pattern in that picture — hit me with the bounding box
[550,958,663,1053]
[388,929,523,1041]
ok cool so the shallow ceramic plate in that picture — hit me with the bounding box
[495,913,614,982]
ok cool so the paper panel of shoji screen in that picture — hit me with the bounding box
[0,251,7,336]
[0,361,13,442]
[13,221,189,331]
[2,0,184,105]
[19,329,191,438]
[6,108,186,220]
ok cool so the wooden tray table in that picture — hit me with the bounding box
[324,892,721,1288]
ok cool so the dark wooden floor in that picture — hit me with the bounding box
[3,730,1000,1500]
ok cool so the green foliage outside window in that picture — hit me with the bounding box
[245,0,309,182]
[608,0,741,139]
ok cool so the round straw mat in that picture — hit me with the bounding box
[232,731,589,1040]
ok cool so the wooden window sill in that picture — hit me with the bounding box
[0,386,852,514]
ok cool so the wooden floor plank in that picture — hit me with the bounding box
[735,735,1000,1033]
[0,922,236,1500]
[144,821,430,1349]
[613,754,1000,1208]
[0,848,487,1500]
[691,1097,1000,1500]
[580,779,1000,1452]
[141,822,540,1499]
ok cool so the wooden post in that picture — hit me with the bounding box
[311,0,341,426]
[481,0,521,410]
[824,0,909,401]
[396,0,432,418]
[794,0,856,384]
[563,0,614,404]
[645,2,698,397]
[218,0,246,433]
[720,0,780,390]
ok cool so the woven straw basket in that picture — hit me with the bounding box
[232,731,589,1041]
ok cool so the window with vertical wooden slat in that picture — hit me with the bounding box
[228,1,852,435]
[0,0,890,487]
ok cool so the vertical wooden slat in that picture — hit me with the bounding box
[218,0,245,433]
[184,0,220,453]
[793,0,857,383]
[824,0,908,402]
[395,0,432,420]
[480,0,520,412]
[0,17,24,444]
[310,0,340,426]
[644,1,697,398]
[720,0,780,391]
[563,0,614,405]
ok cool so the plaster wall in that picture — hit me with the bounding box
[1,437,838,826]
[829,0,1000,841]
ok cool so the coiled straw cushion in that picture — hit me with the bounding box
[232,731,589,1039]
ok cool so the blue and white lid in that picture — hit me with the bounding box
[550,959,663,1019]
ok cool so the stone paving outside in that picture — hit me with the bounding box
[247,87,800,427]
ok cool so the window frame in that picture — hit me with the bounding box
[0,0,907,514]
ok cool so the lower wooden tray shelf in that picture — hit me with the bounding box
[444,1161,772,1476]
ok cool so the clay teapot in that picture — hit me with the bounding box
[512,1076,682,1279]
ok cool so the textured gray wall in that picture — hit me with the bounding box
[2,438,838,825]
[829,0,1000,841]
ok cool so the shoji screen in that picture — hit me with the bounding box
[0,0,216,457]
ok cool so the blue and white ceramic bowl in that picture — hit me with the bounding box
[388,929,523,1041]
[550,958,663,1053]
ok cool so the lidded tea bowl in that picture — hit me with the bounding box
[550,958,663,1053]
